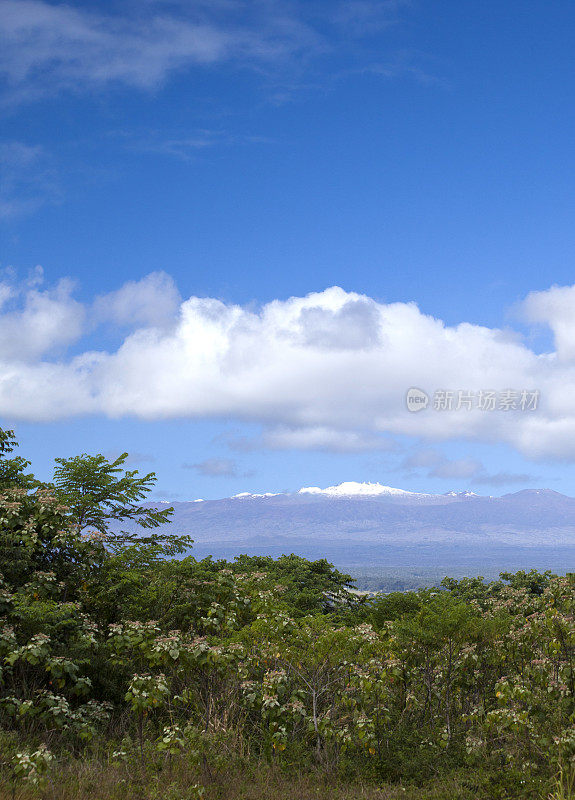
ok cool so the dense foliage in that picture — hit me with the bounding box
[0,430,574,799]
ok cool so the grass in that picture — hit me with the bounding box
[0,755,551,800]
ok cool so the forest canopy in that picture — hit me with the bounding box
[0,429,573,799]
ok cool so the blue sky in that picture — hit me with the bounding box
[2,0,575,499]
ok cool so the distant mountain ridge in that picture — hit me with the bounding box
[133,482,575,578]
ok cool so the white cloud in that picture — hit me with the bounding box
[0,276,84,360]
[297,298,382,350]
[93,271,181,329]
[0,0,320,101]
[522,284,575,362]
[3,276,575,461]
[0,0,417,105]
[238,425,396,453]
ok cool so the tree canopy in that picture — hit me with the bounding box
[53,452,173,539]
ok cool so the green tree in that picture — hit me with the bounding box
[53,452,173,539]
[0,428,34,489]
[231,554,357,615]
[0,429,99,589]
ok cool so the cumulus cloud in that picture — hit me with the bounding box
[0,274,84,360]
[297,298,382,350]
[93,272,181,329]
[522,284,575,362]
[4,276,575,460]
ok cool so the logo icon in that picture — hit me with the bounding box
[406,387,429,412]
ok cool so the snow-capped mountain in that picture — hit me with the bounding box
[297,481,422,497]
[231,492,280,499]
[122,482,575,578]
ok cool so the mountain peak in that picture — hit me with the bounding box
[298,481,418,497]
[504,488,561,498]
[232,492,279,499]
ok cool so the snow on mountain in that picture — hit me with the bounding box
[126,484,575,576]
[232,492,280,499]
[298,481,423,497]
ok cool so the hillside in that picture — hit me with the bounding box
[125,482,575,582]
